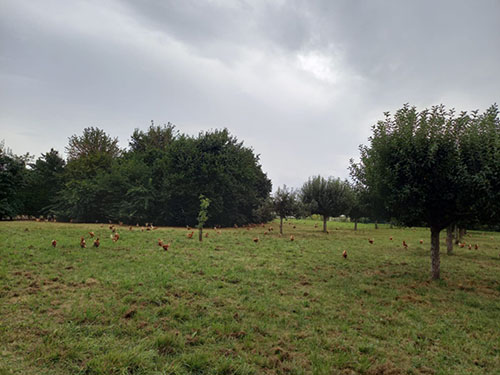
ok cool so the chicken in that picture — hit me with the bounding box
[93,238,100,248]
[474,244,479,250]
[419,240,423,244]
[51,240,57,248]
[326,230,330,234]
[129,226,133,231]
[187,231,194,239]
[290,235,295,241]
[342,250,347,259]
[368,239,374,244]
[158,239,163,247]
[162,243,170,251]
[293,225,296,229]
[89,231,95,238]
[205,232,209,238]
[468,244,472,250]
[402,240,408,249]
[314,224,318,228]
[389,237,393,241]
[80,237,86,248]
[112,233,120,242]
[253,237,259,243]
[459,243,465,248]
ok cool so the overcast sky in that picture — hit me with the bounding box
[1,0,499,189]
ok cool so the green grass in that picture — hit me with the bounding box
[0,220,499,375]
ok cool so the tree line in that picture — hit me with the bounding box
[0,125,272,227]
[1,104,499,279]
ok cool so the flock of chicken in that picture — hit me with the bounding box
[49,222,484,258]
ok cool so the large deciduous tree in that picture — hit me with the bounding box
[350,104,499,279]
[20,149,65,217]
[301,176,353,232]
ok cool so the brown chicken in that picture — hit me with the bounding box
[158,239,163,247]
[89,231,95,238]
[474,244,479,250]
[290,235,295,241]
[419,240,423,244]
[459,243,465,248]
[187,231,194,239]
[402,240,408,249]
[162,243,170,251]
[389,237,393,241]
[342,250,347,259]
[253,237,259,243]
[205,232,209,238]
[51,239,57,248]
[80,237,86,248]
[368,239,374,244]
[112,233,120,242]
[93,238,100,248]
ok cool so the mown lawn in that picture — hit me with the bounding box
[0,220,499,375]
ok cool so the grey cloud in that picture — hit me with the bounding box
[1,0,499,190]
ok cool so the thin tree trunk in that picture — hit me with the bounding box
[323,216,328,233]
[459,228,465,243]
[446,225,453,255]
[375,221,378,229]
[354,219,358,231]
[430,226,441,280]
[454,225,459,245]
[199,227,203,242]
[280,216,283,235]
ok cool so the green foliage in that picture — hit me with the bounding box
[272,185,300,219]
[66,126,121,162]
[19,149,65,217]
[160,129,271,227]
[0,142,27,219]
[301,176,353,229]
[350,104,499,230]
[48,125,270,226]
[197,195,210,229]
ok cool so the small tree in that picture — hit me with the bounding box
[197,195,210,241]
[349,185,368,231]
[301,176,352,232]
[272,185,299,235]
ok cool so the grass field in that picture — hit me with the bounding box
[0,220,499,375]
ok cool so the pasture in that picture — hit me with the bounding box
[0,220,499,375]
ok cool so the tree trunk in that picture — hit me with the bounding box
[323,216,328,233]
[458,228,465,243]
[354,219,358,231]
[446,225,453,255]
[375,221,378,229]
[280,216,283,235]
[430,226,441,280]
[454,225,459,245]
[199,227,203,242]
